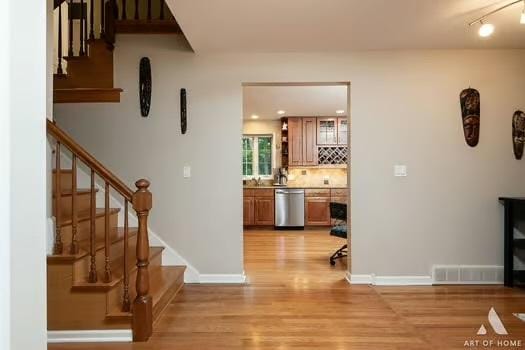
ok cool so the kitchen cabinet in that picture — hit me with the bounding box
[305,189,331,226]
[302,118,317,166]
[244,188,274,227]
[243,197,255,226]
[305,197,331,226]
[254,197,274,225]
[288,118,303,166]
[317,118,338,145]
[337,118,348,145]
[287,117,317,167]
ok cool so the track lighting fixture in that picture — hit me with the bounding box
[468,0,524,37]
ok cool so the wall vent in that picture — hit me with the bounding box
[432,265,503,284]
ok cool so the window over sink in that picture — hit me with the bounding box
[242,135,273,179]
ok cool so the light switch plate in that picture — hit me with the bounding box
[183,165,191,178]
[394,165,407,177]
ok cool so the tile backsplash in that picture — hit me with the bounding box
[287,167,347,187]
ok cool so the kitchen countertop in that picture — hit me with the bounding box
[243,185,348,189]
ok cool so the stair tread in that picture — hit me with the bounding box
[59,207,120,226]
[106,265,185,318]
[72,247,164,290]
[53,188,99,197]
[47,227,138,262]
[54,87,123,92]
[54,88,123,103]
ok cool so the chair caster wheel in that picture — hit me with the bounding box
[330,259,335,266]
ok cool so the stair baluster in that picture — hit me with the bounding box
[68,0,74,56]
[147,0,152,20]
[89,0,95,39]
[132,179,153,341]
[79,0,85,55]
[122,0,127,20]
[88,169,98,282]
[134,0,139,20]
[104,181,112,282]
[57,3,63,74]
[54,142,63,254]
[122,200,131,312]
[100,0,105,37]
[159,0,164,20]
[70,155,79,254]
[84,2,88,54]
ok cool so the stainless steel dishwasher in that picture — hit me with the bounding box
[275,188,305,229]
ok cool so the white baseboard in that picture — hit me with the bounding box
[375,275,433,286]
[346,273,374,284]
[346,272,432,286]
[47,330,132,343]
[198,273,247,284]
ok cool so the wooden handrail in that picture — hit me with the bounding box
[47,119,134,201]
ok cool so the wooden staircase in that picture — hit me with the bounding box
[47,120,185,342]
[53,0,182,103]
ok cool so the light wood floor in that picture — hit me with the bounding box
[49,230,525,350]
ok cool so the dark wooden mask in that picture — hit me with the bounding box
[139,57,152,117]
[513,110,525,160]
[460,88,480,147]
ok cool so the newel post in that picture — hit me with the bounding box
[132,179,153,342]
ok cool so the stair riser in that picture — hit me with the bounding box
[53,171,73,192]
[53,192,92,218]
[59,212,118,247]
[55,40,114,89]
[73,234,138,283]
[106,252,163,315]
[152,272,184,320]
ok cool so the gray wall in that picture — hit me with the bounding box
[55,35,525,277]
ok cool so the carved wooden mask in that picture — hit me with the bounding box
[513,110,525,160]
[459,88,480,147]
[139,57,151,117]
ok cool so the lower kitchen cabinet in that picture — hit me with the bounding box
[305,196,331,226]
[254,197,275,225]
[243,197,255,226]
[244,188,275,227]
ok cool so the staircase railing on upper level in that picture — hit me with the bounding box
[54,0,174,75]
[47,119,153,341]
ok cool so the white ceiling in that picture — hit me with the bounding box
[168,0,525,52]
[243,85,348,120]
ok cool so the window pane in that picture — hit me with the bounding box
[258,136,272,176]
[242,137,254,176]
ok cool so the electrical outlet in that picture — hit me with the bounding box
[301,170,307,175]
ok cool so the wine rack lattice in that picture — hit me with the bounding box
[318,146,348,165]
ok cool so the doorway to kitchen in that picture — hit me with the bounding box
[241,82,350,285]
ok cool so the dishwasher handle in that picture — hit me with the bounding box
[275,189,305,195]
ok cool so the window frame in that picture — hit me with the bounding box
[242,134,275,180]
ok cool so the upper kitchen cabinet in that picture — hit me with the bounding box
[286,117,348,168]
[337,118,348,145]
[302,118,317,166]
[288,118,303,166]
[317,118,338,145]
